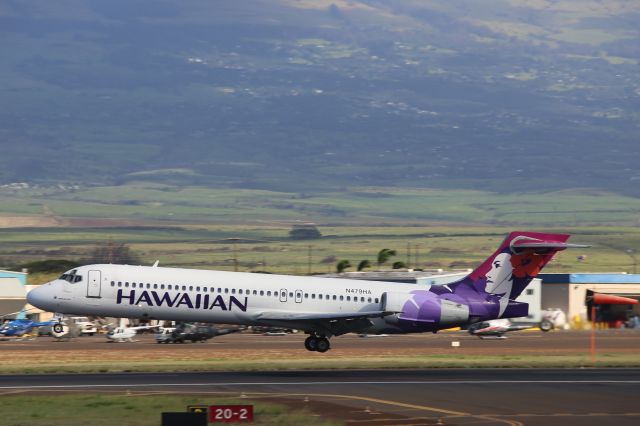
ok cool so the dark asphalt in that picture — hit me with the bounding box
[1,369,639,425]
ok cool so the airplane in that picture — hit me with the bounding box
[467,318,533,339]
[27,231,587,352]
[0,318,56,338]
[106,324,160,342]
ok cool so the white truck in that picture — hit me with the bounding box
[69,316,97,336]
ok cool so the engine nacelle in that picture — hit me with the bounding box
[381,291,469,327]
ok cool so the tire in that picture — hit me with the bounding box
[316,338,330,353]
[304,336,318,351]
[53,324,64,334]
[540,319,554,332]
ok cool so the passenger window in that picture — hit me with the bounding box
[312,294,316,299]
[253,290,257,295]
[260,291,264,296]
[238,289,243,295]
[267,291,271,296]
[153,284,158,289]
[111,281,115,287]
[125,282,129,288]
[375,298,379,303]
[333,295,337,300]
[161,284,165,290]
[218,288,222,293]
[360,297,365,302]
[304,293,309,299]
[225,288,229,294]
[189,286,193,291]
[232,289,236,294]
[340,296,344,301]
[146,283,150,289]
[318,294,322,300]
[368,297,372,303]
[196,286,201,292]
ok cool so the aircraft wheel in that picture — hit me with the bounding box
[53,324,64,334]
[304,336,318,351]
[316,337,330,353]
[540,320,553,332]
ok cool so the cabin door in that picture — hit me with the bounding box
[87,270,101,298]
[279,288,287,303]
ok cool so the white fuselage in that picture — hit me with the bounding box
[29,264,426,335]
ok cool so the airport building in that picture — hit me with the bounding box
[0,269,28,319]
[539,273,640,325]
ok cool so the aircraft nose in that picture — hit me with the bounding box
[27,282,58,311]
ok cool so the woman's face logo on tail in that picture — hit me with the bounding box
[485,252,513,296]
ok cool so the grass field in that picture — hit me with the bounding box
[1,184,640,278]
[4,224,640,283]
[0,353,637,375]
[1,394,338,426]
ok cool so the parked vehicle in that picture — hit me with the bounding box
[540,308,567,332]
[156,323,242,344]
[154,327,176,343]
[69,316,97,336]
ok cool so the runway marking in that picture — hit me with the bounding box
[1,379,638,390]
[211,391,522,426]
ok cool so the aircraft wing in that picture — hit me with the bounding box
[252,310,392,336]
[253,310,389,321]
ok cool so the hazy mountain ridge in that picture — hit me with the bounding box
[1,0,638,194]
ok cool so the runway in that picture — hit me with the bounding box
[2,369,639,425]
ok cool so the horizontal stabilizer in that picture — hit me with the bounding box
[510,236,589,253]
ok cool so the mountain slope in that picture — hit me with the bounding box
[1,0,638,194]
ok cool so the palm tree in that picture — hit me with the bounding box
[357,260,371,271]
[392,261,407,269]
[336,259,352,273]
[377,248,397,266]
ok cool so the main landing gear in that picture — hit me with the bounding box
[304,334,331,353]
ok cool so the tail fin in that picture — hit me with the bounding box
[436,232,587,317]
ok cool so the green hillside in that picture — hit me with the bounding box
[1,0,639,194]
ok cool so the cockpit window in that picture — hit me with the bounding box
[59,273,82,283]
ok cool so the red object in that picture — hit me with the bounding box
[208,405,253,423]
[591,293,638,305]
[590,292,638,363]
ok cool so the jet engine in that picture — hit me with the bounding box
[381,291,469,327]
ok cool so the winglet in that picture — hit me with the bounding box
[152,260,159,267]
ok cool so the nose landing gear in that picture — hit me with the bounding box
[304,334,331,352]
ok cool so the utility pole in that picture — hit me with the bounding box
[224,238,241,272]
[626,249,637,274]
[233,241,238,272]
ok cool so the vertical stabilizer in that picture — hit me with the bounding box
[431,232,585,318]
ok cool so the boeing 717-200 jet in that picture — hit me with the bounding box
[27,232,586,352]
